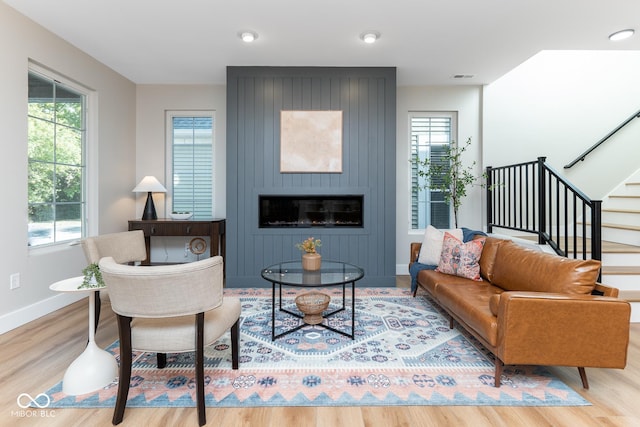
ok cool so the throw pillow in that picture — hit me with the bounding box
[436,232,486,281]
[418,225,464,265]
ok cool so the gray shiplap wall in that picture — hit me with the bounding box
[226,67,396,286]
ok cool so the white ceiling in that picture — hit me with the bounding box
[6,0,640,86]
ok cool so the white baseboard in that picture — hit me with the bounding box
[396,264,410,276]
[0,293,85,335]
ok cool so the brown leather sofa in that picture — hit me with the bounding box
[410,236,631,388]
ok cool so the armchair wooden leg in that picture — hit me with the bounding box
[113,315,133,425]
[195,313,206,426]
[494,357,503,388]
[578,367,589,389]
[157,353,167,369]
[231,319,239,370]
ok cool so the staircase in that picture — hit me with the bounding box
[599,174,640,322]
[486,158,640,323]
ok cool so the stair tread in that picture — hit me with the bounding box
[619,290,640,302]
[602,222,640,232]
[609,195,640,199]
[602,266,640,274]
[602,208,640,214]
[583,221,640,232]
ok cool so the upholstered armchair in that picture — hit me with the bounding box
[81,230,148,331]
[99,255,240,426]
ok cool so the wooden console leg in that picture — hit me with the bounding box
[578,367,589,389]
[494,358,503,387]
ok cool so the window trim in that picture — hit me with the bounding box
[27,62,97,250]
[164,110,215,218]
[408,111,458,231]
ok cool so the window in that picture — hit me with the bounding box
[166,112,214,218]
[410,112,457,230]
[28,69,87,247]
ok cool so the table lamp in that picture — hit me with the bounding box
[133,176,167,220]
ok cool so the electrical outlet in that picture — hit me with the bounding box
[10,273,20,290]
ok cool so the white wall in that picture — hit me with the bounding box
[395,86,483,274]
[0,3,136,333]
[484,50,640,200]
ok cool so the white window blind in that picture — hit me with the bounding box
[170,115,213,218]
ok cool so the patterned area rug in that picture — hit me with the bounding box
[43,287,589,408]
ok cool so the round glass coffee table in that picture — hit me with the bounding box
[261,260,364,340]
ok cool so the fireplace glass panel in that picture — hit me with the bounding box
[259,195,363,228]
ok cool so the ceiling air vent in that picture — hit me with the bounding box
[452,74,475,79]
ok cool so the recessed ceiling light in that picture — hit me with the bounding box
[609,29,634,41]
[360,31,380,44]
[239,31,258,43]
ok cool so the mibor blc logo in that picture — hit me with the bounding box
[12,393,56,418]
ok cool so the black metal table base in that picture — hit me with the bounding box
[271,281,355,340]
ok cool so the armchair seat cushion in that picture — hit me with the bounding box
[131,297,241,353]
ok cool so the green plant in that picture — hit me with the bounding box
[295,237,322,254]
[79,263,104,289]
[412,137,485,228]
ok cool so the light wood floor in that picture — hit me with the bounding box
[1,281,639,427]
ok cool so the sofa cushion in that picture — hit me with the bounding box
[418,225,463,265]
[417,269,480,296]
[436,232,486,280]
[488,293,501,316]
[435,281,503,347]
[478,237,506,282]
[491,240,600,294]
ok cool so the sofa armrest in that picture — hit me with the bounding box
[495,291,630,369]
[410,242,422,266]
[593,282,619,297]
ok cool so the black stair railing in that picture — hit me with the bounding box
[565,108,640,169]
[486,157,602,262]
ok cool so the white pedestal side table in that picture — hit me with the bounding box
[49,276,118,395]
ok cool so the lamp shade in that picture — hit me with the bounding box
[132,176,167,193]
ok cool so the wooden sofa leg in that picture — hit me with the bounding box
[494,358,503,387]
[578,367,589,389]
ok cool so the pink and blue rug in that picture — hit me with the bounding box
[43,287,589,408]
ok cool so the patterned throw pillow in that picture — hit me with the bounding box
[436,232,486,281]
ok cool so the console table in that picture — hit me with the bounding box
[128,218,225,266]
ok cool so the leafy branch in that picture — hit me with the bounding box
[412,137,485,228]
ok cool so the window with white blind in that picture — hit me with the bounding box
[166,112,214,218]
[410,112,457,230]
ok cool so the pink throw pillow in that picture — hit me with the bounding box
[436,232,486,281]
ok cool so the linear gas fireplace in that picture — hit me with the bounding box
[259,195,363,228]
